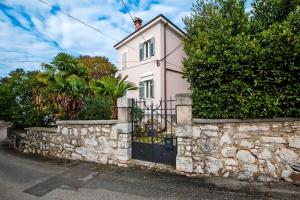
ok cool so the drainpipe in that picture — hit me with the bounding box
[164,22,168,127]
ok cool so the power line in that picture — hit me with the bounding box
[117,60,157,71]
[36,0,138,52]
[159,43,183,62]
[120,0,146,42]
[166,61,183,69]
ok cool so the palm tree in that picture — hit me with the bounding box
[36,53,90,119]
[90,75,137,119]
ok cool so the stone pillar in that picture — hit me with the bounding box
[114,97,134,164]
[175,93,193,173]
[0,121,11,142]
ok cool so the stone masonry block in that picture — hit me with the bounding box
[177,106,192,125]
[175,93,192,106]
[112,123,132,134]
[117,97,134,108]
[176,125,192,137]
[116,147,132,161]
[176,156,193,173]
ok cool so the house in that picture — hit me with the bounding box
[114,14,190,106]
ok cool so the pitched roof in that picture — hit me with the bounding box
[114,14,186,49]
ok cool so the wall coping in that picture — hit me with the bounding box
[56,120,119,125]
[192,118,300,124]
[24,127,57,133]
[0,121,12,127]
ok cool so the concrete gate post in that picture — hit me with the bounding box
[114,96,134,165]
[175,93,193,173]
[0,121,12,142]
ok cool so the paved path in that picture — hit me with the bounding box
[0,141,299,200]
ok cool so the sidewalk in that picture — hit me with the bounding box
[128,159,300,199]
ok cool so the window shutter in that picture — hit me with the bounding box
[150,37,155,56]
[139,43,144,61]
[150,79,154,98]
[139,82,144,99]
[122,52,127,69]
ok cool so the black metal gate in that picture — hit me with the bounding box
[131,98,177,165]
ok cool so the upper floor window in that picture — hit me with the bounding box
[121,52,127,69]
[139,37,155,61]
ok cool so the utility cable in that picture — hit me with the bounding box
[37,0,138,52]
[120,0,146,42]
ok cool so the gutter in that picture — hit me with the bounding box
[164,22,168,125]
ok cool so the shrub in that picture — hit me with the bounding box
[79,97,112,120]
[183,0,300,119]
[0,69,52,128]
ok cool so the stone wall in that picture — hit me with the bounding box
[19,120,132,165]
[175,94,300,183]
[14,97,133,166]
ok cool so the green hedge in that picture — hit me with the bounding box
[79,97,112,120]
[183,0,300,119]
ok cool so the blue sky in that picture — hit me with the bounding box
[0,0,253,77]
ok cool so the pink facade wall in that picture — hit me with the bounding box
[164,25,190,99]
[117,18,190,105]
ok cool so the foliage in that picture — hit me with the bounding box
[0,69,51,128]
[79,97,112,120]
[132,106,144,123]
[36,53,91,120]
[78,55,117,79]
[183,0,300,118]
[90,75,137,119]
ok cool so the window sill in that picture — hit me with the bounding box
[141,55,155,62]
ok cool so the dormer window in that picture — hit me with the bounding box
[139,38,155,61]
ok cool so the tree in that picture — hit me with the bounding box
[183,0,300,118]
[36,53,91,120]
[90,75,137,119]
[77,55,117,79]
[251,0,299,32]
[0,69,51,127]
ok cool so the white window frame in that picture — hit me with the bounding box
[139,74,154,99]
[139,37,155,61]
[144,40,151,59]
[143,79,153,98]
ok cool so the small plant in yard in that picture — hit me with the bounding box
[79,97,112,120]
[132,106,144,123]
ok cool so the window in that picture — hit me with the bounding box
[139,38,155,61]
[139,79,154,99]
[121,52,127,69]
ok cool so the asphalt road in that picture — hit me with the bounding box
[0,141,299,200]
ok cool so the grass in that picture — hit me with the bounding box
[132,136,164,144]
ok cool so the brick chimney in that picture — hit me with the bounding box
[133,17,142,30]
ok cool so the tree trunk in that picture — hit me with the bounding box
[112,99,118,119]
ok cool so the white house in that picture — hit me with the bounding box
[114,14,190,105]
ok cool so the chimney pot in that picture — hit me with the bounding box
[133,17,142,30]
